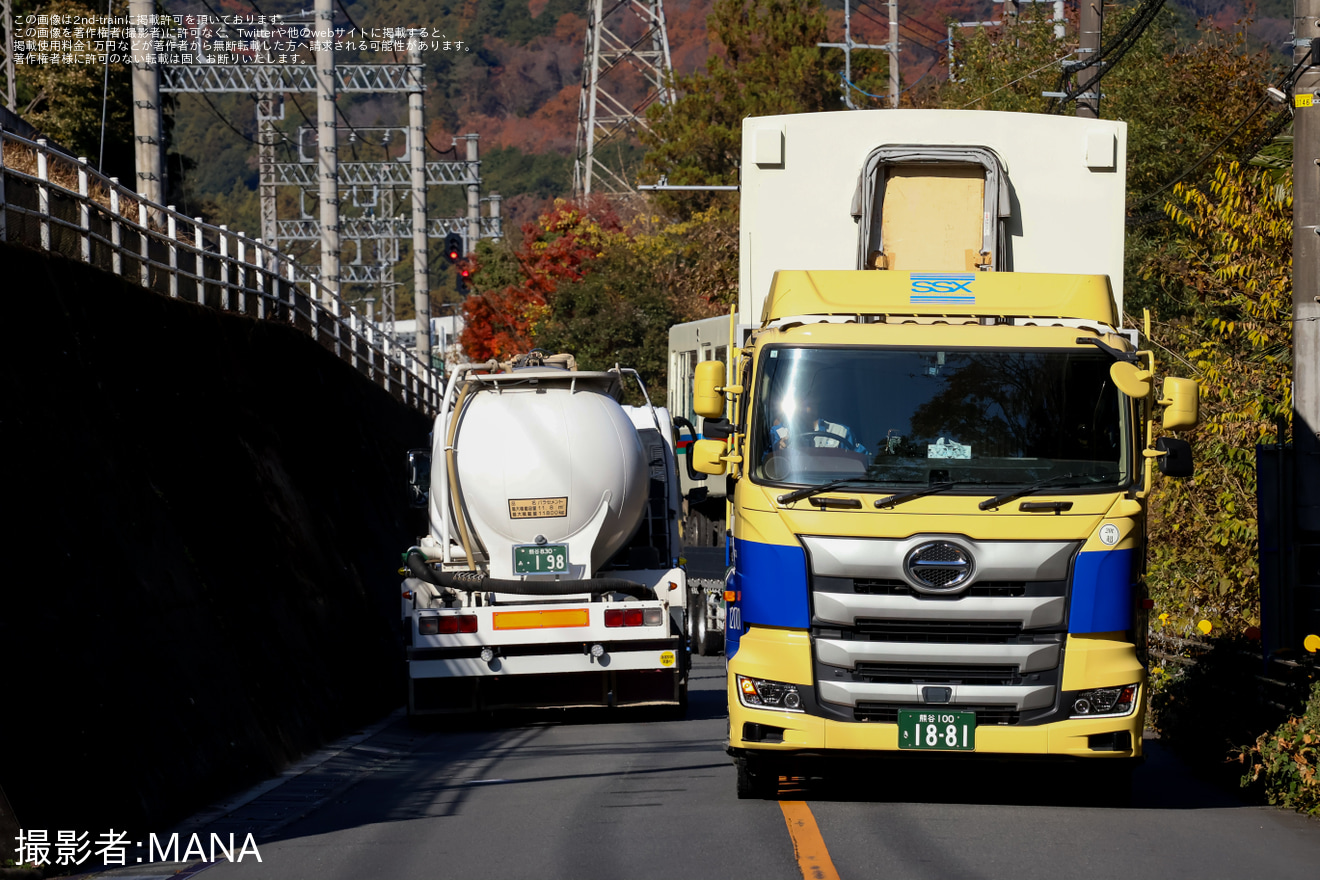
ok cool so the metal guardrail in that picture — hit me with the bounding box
[0,126,443,416]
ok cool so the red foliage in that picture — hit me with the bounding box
[460,199,623,362]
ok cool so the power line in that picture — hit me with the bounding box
[1047,0,1166,113]
[1128,47,1313,217]
[958,50,1075,109]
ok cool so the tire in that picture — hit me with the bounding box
[697,598,722,656]
[735,755,780,800]
[694,595,710,656]
[686,591,699,652]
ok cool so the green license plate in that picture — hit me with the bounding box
[898,709,976,751]
[513,544,569,574]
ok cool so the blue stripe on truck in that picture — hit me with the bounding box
[1069,548,1137,634]
[730,539,811,658]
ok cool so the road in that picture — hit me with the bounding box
[191,656,1319,880]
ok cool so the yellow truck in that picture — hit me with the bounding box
[682,110,1199,798]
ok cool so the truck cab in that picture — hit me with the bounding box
[681,110,1198,798]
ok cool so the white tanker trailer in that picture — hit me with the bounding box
[402,352,689,715]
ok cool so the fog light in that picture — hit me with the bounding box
[735,674,805,713]
[480,647,495,663]
[1070,684,1137,718]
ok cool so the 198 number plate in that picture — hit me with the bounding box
[898,709,976,751]
[513,544,569,574]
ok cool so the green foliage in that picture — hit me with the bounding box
[1241,681,1320,815]
[1143,162,1292,631]
[937,10,1278,209]
[534,244,685,403]
[19,0,136,180]
[641,0,837,217]
[481,146,574,201]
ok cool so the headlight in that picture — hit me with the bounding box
[1070,684,1138,718]
[736,675,804,713]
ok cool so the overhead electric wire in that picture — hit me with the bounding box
[958,50,1076,108]
[1047,0,1166,113]
[1127,46,1314,220]
[194,90,262,144]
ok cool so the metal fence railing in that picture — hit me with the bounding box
[0,126,442,416]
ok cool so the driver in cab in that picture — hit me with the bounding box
[769,398,869,455]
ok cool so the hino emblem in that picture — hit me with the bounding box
[904,541,974,593]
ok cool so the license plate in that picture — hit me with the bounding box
[513,544,569,574]
[898,709,976,751]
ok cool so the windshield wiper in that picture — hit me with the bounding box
[978,472,1119,511]
[874,481,957,509]
[777,476,882,505]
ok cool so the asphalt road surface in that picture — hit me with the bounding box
[191,656,1319,880]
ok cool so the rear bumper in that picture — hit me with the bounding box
[409,666,684,713]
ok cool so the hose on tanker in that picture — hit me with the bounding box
[445,380,481,570]
[405,549,656,601]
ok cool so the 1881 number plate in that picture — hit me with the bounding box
[513,544,569,574]
[898,709,976,751]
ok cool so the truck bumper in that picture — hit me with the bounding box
[727,693,1144,760]
[728,625,1144,760]
[407,632,685,713]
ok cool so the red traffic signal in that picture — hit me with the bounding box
[443,232,464,264]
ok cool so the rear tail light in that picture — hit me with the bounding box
[605,607,665,627]
[420,614,477,635]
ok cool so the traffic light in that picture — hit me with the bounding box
[443,232,464,264]
[457,265,471,295]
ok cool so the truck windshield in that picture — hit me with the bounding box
[750,345,1130,491]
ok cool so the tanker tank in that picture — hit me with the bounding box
[432,368,649,579]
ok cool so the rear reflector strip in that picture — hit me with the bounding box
[492,609,590,630]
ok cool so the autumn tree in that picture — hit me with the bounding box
[459,199,623,362]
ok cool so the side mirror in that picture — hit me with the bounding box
[406,448,431,507]
[1160,377,1199,431]
[1110,361,1152,399]
[691,438,728,476]
[694,360,726,419]
[1155,437,1194,478]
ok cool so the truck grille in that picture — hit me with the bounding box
[853,619,1024,643]
[853,663,1022,686]
[854,579,1026,598]
[854,703,1020,725]
[803,534,1080,727]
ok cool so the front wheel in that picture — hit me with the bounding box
[735,755,780,800]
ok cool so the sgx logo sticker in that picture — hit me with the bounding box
[911,273,976,301]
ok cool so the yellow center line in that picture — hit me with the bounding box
[779,798,842,880]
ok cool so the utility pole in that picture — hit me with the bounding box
[1076,0,1103,118]
[1,0,16,110]
[1293,2,1320,548]
[817,2,891,109]
[315,0,339,302]
[465,134,480,247]
[257,95,279,246]
[129,0,164,205]
[888,0,900,108]
[408,33,430,358]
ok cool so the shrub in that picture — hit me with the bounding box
[1240,681,1320,815]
